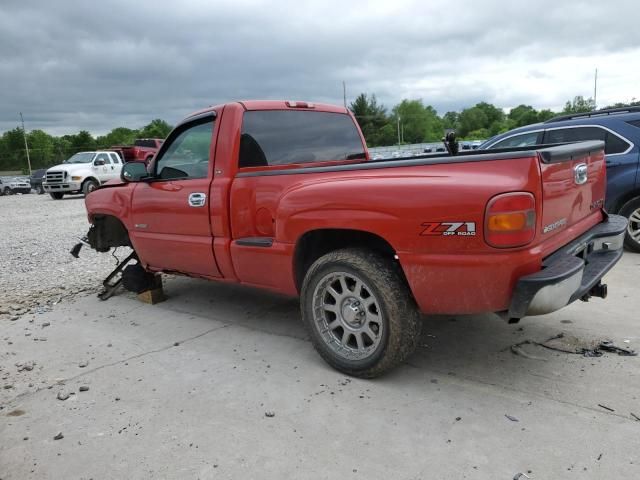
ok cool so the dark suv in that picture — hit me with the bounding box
[481,107,640,251]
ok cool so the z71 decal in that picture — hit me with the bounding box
[420,222,476,237]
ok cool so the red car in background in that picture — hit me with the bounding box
[110,138,163,165]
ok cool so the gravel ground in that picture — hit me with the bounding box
[0,193,130,320]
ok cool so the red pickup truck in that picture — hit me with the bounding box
[111,138,164,164]
[83,100,626,377]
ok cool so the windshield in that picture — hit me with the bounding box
[64,152,95,164]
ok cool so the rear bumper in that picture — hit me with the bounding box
[508,214,627,319]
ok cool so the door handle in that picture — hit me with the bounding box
[188,192,206,207]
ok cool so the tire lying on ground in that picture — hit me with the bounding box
[301,248,422,378]
[122,263,157,293]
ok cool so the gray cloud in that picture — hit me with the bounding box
[1,0,639,135]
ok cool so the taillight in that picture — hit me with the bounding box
[485,192,536,248]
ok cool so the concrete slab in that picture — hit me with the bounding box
[1,254,639,479]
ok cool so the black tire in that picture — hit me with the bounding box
[82,179,99,195]
[4,187,13,195]
[619,196,640,253]
[122,264,156,293]
[300,248,421,378]
[49,192,64,200]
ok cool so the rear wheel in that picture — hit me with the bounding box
[82,179,99,195]
[620,196,640,252]
[4,187,12,195]
[301,248,421,378]
[49,192,64,200]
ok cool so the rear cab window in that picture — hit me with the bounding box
[238,110,365,168]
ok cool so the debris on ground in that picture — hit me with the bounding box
[510,344,547,361]
[53,432,64,440]
[598,341,637,356]
[597,404,614,412]
[17,361,35,372]
[57,391,70,401]
[505,414,519,422]
[513,474,530,480]
[265,411,275,418]
[510,333,637,359]
[79,386,89,392]
[78,360,89,368]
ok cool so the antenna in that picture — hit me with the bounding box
[342,81,347,109]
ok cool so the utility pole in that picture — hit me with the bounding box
[342,81,347,109]
[397,116,401,146]
[19,112,32,175]
[593,68,598,109]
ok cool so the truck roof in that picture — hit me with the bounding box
[185,100,349,120]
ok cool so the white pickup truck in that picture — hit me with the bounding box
[43,151,124,199]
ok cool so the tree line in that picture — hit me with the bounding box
[0,119,172,172]
[2,96,638,172]
[351,95,639,147]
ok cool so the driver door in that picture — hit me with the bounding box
[93,153,111,182]
[129,113,221,277]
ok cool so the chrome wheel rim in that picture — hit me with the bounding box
[312,272,384,361]
[629,207,640,243]
[87,183,97,193]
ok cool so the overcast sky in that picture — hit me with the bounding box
[1,0,638,136]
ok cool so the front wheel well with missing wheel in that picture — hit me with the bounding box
[88,215,132,252]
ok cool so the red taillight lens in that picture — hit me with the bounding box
[485,192,536,248]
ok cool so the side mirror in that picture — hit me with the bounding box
[94,159,106,166]
[121,161,149,182]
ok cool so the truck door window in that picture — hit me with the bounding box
[239,111,365,168]
[96,153,111,164]
[109,153,121,164]
[155,118,214,180]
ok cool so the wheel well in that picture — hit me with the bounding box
[88,215,131,252]
[613,188,640,213]
[83,177,100,186]
[293,229,397,292]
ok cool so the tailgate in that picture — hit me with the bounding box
[120,147,136,162]
[537,141,606,239]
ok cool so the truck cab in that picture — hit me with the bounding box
[43,151,124,199]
